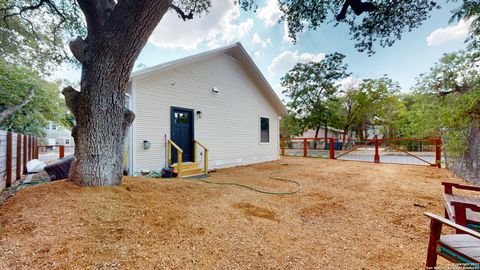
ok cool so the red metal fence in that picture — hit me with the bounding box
[281,137,442,168]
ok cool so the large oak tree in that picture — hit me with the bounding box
[0,0,475,186]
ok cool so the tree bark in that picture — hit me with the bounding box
[65,0,171,186]
[314,126,320,149]
[465,119,479,179]
[324,124,329,150]
[0,87,35,125]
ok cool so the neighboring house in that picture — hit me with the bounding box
[367,125,384,139]
[125,42,287,176]
[299,127,345,140]
[43,122,74,146]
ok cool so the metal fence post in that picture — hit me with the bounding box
[329,138,335,159]
[303,138,307,157]
[374,139,380,163]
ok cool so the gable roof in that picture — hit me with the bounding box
[130,42,288,115]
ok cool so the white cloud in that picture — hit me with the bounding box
[282,21,294,43]
[427,19,471,46]
[149,0,254,50]
[48,63,81,83]
[268,50,326,77]
[258,0,282,27]
[336,76,363,92]
[252,33,262,44]
[251,33,272,48]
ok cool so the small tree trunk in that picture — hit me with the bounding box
[324,124,329,150]
[314,127,320,149]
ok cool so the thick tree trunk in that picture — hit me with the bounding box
[465,119,480,179]
[64,0,171,186]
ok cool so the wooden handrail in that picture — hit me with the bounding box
[194,140,209,151]
[167,139,183,178]
[168,140,183,153]
[193,140,209,174]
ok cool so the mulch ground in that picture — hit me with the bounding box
[0,157,466,269]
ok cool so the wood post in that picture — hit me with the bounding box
[6,131,12,188]
[30,136,34,160]
[303,138,307,157]
[193,142,197,163]
[59,145,65,159]
[23,135,27,174]
[374,139,380,163]
[281,139,285,156]
[16,133,21,180]
[435,139,442,168]
[425,218,442,269]
[177,154,182,178]
[204,149,208,174]
[27,135,32,161]
[34,137,38,159]
[329,138,335,159]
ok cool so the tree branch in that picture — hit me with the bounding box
[62,86,80,117]
[0,87,35,125]
[169,3,195,21]
[69,36,87,63]
[76,0,116,33]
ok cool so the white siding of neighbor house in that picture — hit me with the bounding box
[131,53,280,172]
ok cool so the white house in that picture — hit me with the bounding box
[42,121,74,146]
[126,42,287,177]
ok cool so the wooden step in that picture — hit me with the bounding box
[172,162,199,172]
[179,167,204,177]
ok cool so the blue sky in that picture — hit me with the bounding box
[57,0,470,98]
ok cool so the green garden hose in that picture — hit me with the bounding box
[132,165,302,195]
[193,167,301,195]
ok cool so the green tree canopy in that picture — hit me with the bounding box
[281,52,350,138]
[0,60,71,135]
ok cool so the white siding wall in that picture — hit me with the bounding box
[132,54,280,172]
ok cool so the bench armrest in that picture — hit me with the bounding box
[442,182,480,194]
[425,212,480,239]
[451,201,480,213]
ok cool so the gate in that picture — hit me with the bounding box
[281,137,442,168]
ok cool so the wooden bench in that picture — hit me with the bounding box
[425,212,480,269]
[442,182,480,231]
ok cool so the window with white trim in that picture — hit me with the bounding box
[260,117,269,143]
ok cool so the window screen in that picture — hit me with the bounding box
[260,117,269,143]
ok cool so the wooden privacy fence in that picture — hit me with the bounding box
[0,130,39,191]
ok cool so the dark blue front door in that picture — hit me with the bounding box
[171,107,194,163]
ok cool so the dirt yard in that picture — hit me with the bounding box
[0,157,465,269]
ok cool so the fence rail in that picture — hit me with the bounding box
[0,130,40,191]
[281,137,442,168]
